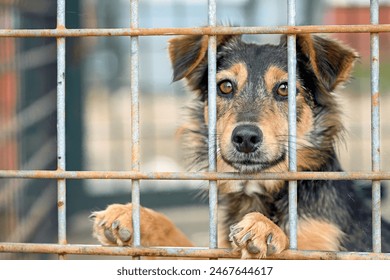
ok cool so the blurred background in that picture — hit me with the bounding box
[1,0,390,259]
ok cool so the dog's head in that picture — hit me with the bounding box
[169,34,358,174]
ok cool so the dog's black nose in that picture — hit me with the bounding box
[231,125,262,153]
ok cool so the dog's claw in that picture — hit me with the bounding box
[266,233,277,255]
[112,220,120,230]
[104,228,116,243]
[247,240,261,254]
[89,213,96,220]
[229,225,243,239]
[241,232,252,243]
[266,233,273,245]
[229,224,237,232]
[99,220,106,227]
[119,228,132,242]
[232,235,240,247]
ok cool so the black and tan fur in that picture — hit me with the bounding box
[90,34,390,258]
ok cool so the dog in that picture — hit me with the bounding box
[90,33,390,258]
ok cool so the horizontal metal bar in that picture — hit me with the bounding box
[0,243,389,260]
[1,24,390,38]
[1,170,390,181]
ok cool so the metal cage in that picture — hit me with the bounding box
[1,0,390,260]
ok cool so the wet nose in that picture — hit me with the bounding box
[231,125,263,153]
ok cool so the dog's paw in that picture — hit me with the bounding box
[229,212,289,259]
[90,203,141,246]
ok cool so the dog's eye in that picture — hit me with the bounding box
[277,82,288,97]
[218,80,234,95]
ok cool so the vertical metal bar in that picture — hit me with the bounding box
[208,0,218,249]
[370,0,381,253]
[287,0,298,250]
[56,0,67,260]
[130,0,141,251]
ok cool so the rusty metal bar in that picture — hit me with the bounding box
[56,0,67,260]
[370,0,381,253]
[207,0,218,251]
[287,0,298,250]
[1,243,390,260]
[1,25,390,38]
[3,170,390,181]
[130,0,141,252]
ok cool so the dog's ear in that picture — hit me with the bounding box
[280,34,359,92]
[168,34,238,89]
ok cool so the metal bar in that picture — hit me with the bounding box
[208,0,218,251]
[56,0,67,260]
[130,0,141,252]
[287,0,298,250]
[3,170,390,181]
[1,25,390,38]
[370,0,381,253]
[130,0,141,255]
[1,243,390,260]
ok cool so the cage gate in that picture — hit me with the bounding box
[1,0,390,260]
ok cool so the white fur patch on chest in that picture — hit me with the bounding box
[243,180,266,196]
[218,179,284,195]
